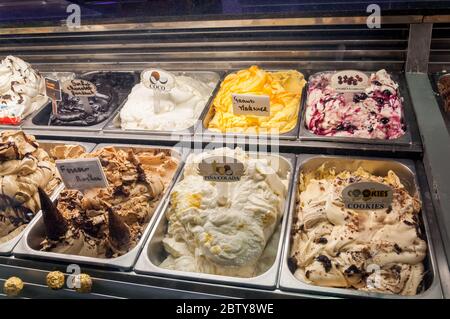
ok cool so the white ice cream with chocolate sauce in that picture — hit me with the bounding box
[0,56,46,124]
[160,147,288,277]
[290,166,427,295]
[119,75,214,131]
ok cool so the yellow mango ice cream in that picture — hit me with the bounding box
[208,66,306,134]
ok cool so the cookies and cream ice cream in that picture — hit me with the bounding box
[289,165,426,295]
[305,70,405,139]
[160,147,288,277]
[39,146,179,258]
[0,131,82,244]
[207,66,306,134]
[119,73,214,131]
[0,56,47,125]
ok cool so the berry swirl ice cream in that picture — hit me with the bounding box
[305,70,406,139]
[0,56,47,125]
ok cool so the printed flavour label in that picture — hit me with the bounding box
[44,78,62,101]
[198,155,245,182]
[331,70,369,93]
[141,69,175,92]
[342,181,393,210]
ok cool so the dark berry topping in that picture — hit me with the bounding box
[287,257,298,273]
[354,93,368,101]
[344,265,361,276]
[316,255,332,272]
[373,80,382,86]
[376,97,385,105]
[394,244,403,254]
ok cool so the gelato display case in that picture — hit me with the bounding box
[1,0,450,299]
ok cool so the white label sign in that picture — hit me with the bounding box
[56,158,109,190]
[331,70,369,93]
[198,156,245,182]
[141,69,175,92]
[62,79,97,97]
[232,94,270,117]
[342,181,393,210]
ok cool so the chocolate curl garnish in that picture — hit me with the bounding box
[0,194,34,226]
[126,149,164,198]
[107,207,131,251]
[38,187,68,241]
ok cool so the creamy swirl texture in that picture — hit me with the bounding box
[160,147,288,277]
[0,56,46,124]
[119,74,214,131]
[207,66,306,134]
[290,165,426,295]
[39,146,179,258]
[0,131,80,244]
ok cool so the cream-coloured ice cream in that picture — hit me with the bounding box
[0,131,82,244]
[160,147,288,277]
[119,74,214,131]
[39,146,179,258]
[0,56,47,125]
[289,166,427,295]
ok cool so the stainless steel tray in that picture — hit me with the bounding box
[299,71,414,146]
[102,71,221,137]
[13,143,187,270]
[279,154,443,298]
[198,69,306,141]
[0,140,96,256]
[22,71,139,132]
[134,151,296,289]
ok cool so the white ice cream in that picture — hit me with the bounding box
[119,75,214,131]
[0,56,46,124]
[160,147,289,277]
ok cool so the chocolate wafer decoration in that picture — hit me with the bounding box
[107,207,131,251]
[38,187,68,241]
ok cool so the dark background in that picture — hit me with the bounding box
[1,0,450,27]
